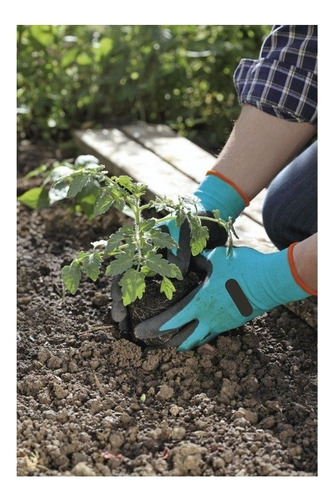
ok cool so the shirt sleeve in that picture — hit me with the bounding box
[233,25,317,125]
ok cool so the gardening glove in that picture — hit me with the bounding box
[134,243,316,350]
[111,171,249,331]
[161,170,249,275]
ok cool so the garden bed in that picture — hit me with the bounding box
[17,142,317,476]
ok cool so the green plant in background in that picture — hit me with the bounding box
[17,25,270,151]
[18,155,236,305]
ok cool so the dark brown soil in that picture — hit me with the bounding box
[17,142,317,477]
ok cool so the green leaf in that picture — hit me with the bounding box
[189,216,209,256]
[48,181,70,204]
[77,52,92,65]
[139,219,156,233]
[119,268,146,306]
[81,253,101,281]
[75,178,100,219]
[149,228,178,250]
[105,230,126,254]
[24,163,48,179]
[93,187,114,217]
[106,253,134,276]
[175,207,187,227]
[67,173,89,198]
[61,261,81,294]
[95,37,114,59]
[168,263,183,280]
[50,165,74,182]
[18,187,49,209]
[30,25,55,47]
[145,252,180,278]
[160,276,176,300]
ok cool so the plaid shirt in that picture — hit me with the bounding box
[234,25,317,125]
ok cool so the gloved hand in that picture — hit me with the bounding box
[111,171,249,331]
[161,170,249,275]
[134,243,316,350]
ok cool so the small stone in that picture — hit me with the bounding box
[157,384,174,401]
[47,356,62,369]
[89,399,103,415]
[142,354,160,372]
[260,415,276,429]
[220,378,239,400]
[38,347,52,364]
[109,433,124,452]
[92,292,109,308]
[172,426,186,440]
[53,383,67,400]
[232,407,258,425]
[169,404,181,416]
[71,462,96,476]
[172,443,206,475]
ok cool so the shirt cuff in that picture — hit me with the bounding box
[234,57,317,125]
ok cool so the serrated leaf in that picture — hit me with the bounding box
[160,276,176,300]
[106,253,134,276]
[145,252,179,278]
[175,208,187,227]
[188,216,209,256]
[149,228,178,250]
[67,173,89,198]
[139,219,156,233]
[105,229,127,254]
[119,268,146,306]
[117,175,133,189]
[75,178,100,219]
[18,187,49,209]
[153,196,175,213]
[81,253,101,281]
[61,261,81,294]
[168,263,183,280]
[93,187,114,217]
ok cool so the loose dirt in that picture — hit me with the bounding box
[17,142,317,476]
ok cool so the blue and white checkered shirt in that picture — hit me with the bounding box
[234,25,317,125]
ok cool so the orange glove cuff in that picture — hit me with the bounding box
[206,170,250,207]
[288,243,317,296]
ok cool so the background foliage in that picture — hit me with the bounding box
[17,25,270,151]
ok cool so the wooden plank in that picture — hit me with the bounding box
[233,213,276,254]
[243,188,267,225]
[121,121,265,226]
[73,128,198,201]
[121,121,214,182]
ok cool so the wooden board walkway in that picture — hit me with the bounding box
[73,122,317,329]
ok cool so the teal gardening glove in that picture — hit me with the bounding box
[162,170,249,275]
[134,243,317,350]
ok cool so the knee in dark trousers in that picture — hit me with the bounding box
[262,141,317,250]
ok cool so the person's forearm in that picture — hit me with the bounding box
[213,105,316,200]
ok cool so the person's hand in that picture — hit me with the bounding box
[134,244,312,350]
[111,171,248,331]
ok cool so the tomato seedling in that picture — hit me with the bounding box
[19,155,236,305]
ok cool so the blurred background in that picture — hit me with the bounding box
[17,25,270,154]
